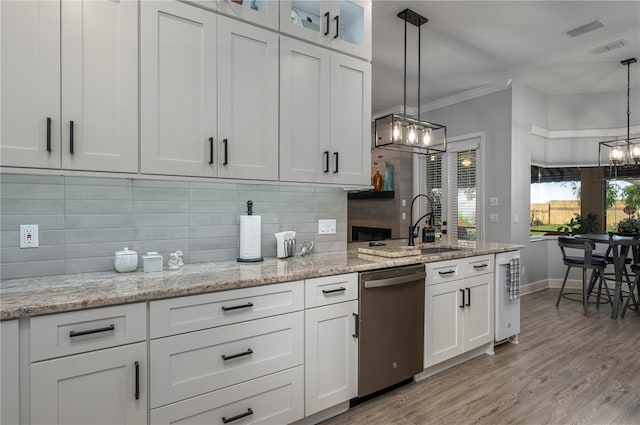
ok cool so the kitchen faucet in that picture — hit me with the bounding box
[408,194,435,246]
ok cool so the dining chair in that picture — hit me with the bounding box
[556,236,612,315]
[621,263,640,317]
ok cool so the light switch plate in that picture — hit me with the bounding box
[20,224,39,248]
[489,214,499,223]
[318,219,336,235]
[489,197,499,206]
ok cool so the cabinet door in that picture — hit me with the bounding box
[0,0,60,168]
[462,274,494,350]
[424,282,464,368]
[61,0,138,172]
[141,1,217,177]
[305,300,358,416]
[1,320,19,425]
[31,342,147,425]
[279,37,331,183]
[217,17,278,180]
[280,0,330,46]
[329,52,371,185]
[329,0,371,60]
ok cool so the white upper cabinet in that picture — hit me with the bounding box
[141,1,218,178]
[217,16,279,180]
[280,0,371,61]
[61,0,138,173]
[186,0,280,30]
[0,0,138,173]
[280,37,370,185]
[1,1,60,169]
[141,3,278,180]
[329,52,371,185]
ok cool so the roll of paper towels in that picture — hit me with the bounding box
[239,215,262,261]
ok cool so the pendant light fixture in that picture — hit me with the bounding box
[599,57,638,172]
[374,8,447,155]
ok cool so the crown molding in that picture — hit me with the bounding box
[530,124,640,139]
[419,79,512,113]
[372,79,513,119]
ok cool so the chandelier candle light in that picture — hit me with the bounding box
[599,57,639,173]
[374,8,447,155]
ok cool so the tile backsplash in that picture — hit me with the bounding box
[0,174,347,280]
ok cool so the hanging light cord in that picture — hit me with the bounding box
[403,16,407,118]
[626,60,631,143]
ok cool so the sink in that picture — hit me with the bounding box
[420,247,462,254]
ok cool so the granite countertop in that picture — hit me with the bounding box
[0,240,521,320]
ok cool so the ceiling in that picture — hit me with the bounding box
[371,1,640,114]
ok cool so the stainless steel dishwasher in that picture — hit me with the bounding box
[358,264,426,397]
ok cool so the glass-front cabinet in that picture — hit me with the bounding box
[184,0,279,30]
[280,0,371,60]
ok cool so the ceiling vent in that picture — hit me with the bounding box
[591,39,628,55]
[566,20,604,37]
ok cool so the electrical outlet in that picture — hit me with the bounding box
[489,197,499,206]
[20,224,39,248]
[513,214,519,224]
[489,214,499,223]
[318,219,336,235]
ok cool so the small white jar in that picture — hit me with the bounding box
[114,247,138,272]
[143,252,163,273]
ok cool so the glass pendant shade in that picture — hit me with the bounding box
[407,125,418,144]
[422,127,431,146]
[630,144,640,163]
[391,121,402,142]
[609,147,625,164]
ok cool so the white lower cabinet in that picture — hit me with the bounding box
[150,366,304,425]
[425,273,494,368]
[30,342,147,425]
[1,320,19,425]
[304,300,358,416]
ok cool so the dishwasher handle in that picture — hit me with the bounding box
[363,272,426,289]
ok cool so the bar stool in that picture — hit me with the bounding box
[621,263,640,317]
[556,236,611,315]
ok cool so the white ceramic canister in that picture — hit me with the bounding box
[114,247,138,272]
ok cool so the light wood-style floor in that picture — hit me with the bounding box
[322,289,640,425]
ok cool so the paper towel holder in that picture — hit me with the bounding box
[237,200,264,263]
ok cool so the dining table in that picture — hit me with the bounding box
[575,233,639,319]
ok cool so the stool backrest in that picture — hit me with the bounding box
[558,236,597,266]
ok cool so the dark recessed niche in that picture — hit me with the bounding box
[347,191,395,200]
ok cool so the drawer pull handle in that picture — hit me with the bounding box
[134,361,140,400]
[221,302,254,312]
[69,120,74,154]
[466,287,471,307]
[473,264,488,269]
[209,137,214,165]
[460,289,465,309]
[324,12,330,36]
[69,324,115,338]
[222,348,253,361]
[222,408,253,424]
[438,270,455,276]
[322,287,346,295]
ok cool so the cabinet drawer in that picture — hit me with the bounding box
[425,260,461,286]
[464,255,494,277]
[305,273,358,308]
[30,303,146,362]
[150,281,304,338]
[150,311,303,408]
[150,366,304,425]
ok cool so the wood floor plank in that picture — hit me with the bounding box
[321,289,640,425]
